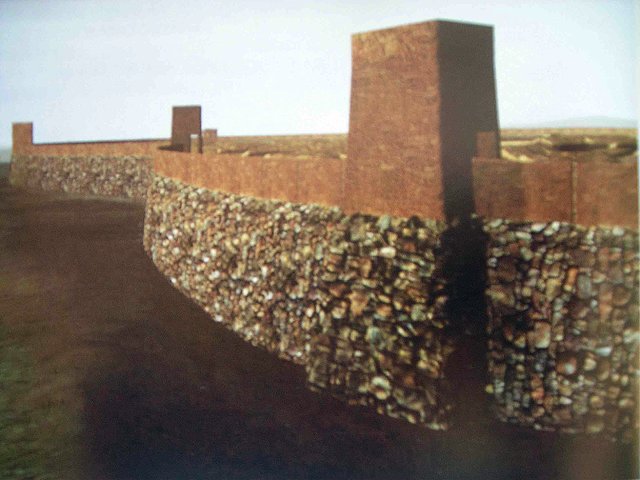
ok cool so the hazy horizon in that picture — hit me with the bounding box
[1,0,638,145]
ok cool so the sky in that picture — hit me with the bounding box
[0,0,637,146]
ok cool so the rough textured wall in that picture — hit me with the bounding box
[12,123,33,152]
[144,174,342,363]
[143,174,455,429]
[484,219,639,441]
[305,214,453,429]
[10,155,151,200]
[346,20,498,220]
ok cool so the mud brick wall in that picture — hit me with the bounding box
[521,160,573,223]
[473,159,573,223]
[171,106,202,153]
[346,20,498,220]
[143,174,455,429]
[203,129,218,147]
[153,149,345,208]
[575,161,638,229]
[473,157,638,229]
[484,219,639,441]
[10,155,151,200]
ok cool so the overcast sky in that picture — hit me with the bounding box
[0,0,637,145]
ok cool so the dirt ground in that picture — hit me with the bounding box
[0,164,637,480]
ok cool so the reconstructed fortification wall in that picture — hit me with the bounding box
[144,174,454,429]
[153,149,345,207]
[10,155,152,200]
[9,19,638,438]
[9,122,166,200]
[473,157,638,229]
[485,219,638,440]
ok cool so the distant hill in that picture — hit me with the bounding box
[0,147,11,163]
[509,116,637,129]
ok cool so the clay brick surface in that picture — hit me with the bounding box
[472,158,524,220]
[576,161,638,229]
[171,106,202,152]
[522,160,572,223]
[12,123,33,154]
[153,150,345,209]
[346,20,498,220]
[473,158,572,223]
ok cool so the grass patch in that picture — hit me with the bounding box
[0,324,83,480]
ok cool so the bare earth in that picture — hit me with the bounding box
[210,129,637,164]
[0,132,637,480]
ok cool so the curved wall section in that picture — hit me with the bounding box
[10,155,152,200]
[143,174,455,429]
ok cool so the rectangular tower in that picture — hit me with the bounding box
[345,20,499,221]
[171,106,202,153]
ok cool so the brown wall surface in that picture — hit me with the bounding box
[171,106,202,152]
[472,158,524,220]
[12,123,33,153]
[575,161,638,229]
[346,22,444,219]
[153,150,345,208]
[473,158,572,224]
[521,160,572,223]
[473,157,637,228]
[346,20,498,221]
[203,129,218,146]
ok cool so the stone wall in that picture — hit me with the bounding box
[143,174,455,429]
[484,219,638,441]
[10,155,151,200]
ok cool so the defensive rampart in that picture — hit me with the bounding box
[9,19,638,439]
[9,122,167,200]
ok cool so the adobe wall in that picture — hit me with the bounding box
[153,149,345,207]
[144,174,455,429]
[575,162,638,228]
[473,157,638,229]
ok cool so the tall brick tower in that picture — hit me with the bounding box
[345,20,499,221]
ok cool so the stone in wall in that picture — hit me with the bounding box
[306,214,453,429]
[484,219,639,441]
[143,174,456,430]
[10,155,151,200]
[143,174,342,364]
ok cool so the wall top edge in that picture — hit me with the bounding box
[31,138,169,147]
[351,19,493,38]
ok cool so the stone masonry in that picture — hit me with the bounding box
[484,219,638,441]
[144,174,456,429]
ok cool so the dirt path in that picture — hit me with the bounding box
[0,167,636,479]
